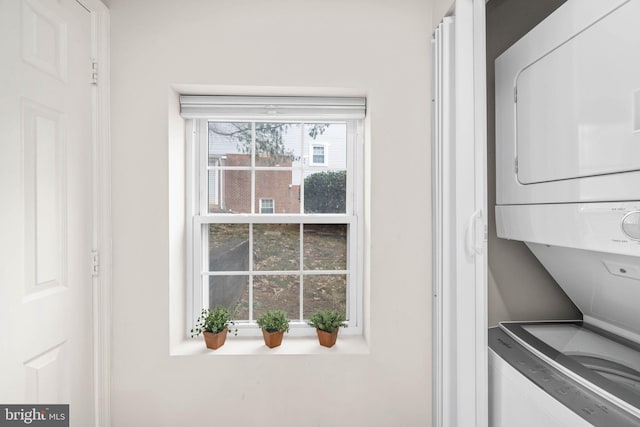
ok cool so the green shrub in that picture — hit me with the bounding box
[304,170,346,213]
[308,309,347,333]
[256,309,290,333]
[190,306,236,336]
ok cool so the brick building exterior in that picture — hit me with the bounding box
[213,154,301,214]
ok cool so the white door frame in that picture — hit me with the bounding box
[76,0,112,426]
[432,0,487,425]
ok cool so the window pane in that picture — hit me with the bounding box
[303,274,347,319]
[255,170,300,214]
[304,123,346,169]
[253,224,299,271]
[208,224,249,271]
[259,198,274,214]
[208,275,249,320]
[303,224,347,270]
[254,123,302,167]
[312,145,325,164]
[253,275,300,320]
[210,169,251,213]
[208,122,252,164]
[303,170,346,213]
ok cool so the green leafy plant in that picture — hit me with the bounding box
[190,306,237,337]
[304,170,347,213]
[256,309,290,333]
[308,309,347,333]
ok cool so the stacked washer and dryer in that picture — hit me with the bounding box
[490,0,640,426]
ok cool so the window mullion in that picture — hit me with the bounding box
[199,119,209,215]
[201,223,209,309]
[353,120,364,328]
[300,124,305,214]
[299,223,304,321]
[249,223,254,322]
[195,214,354,225]
[346,121,355,215]
[186,119,199,326]
[251,122,256,215]
[249,122,255,322]
[200,120,210,311]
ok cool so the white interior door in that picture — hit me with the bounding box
[432,0,487,426]
[0,0,94,423]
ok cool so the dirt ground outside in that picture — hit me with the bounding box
[208,223,348,321]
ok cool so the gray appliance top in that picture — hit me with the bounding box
[490,326,640,427]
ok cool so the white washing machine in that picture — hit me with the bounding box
[492,0,640,425]
[490,322,640,427]
[490,206,640,426]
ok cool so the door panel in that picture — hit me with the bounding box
[0,0,93,424]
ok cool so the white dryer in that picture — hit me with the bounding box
[495,0,640,206]
[492,0,640,426]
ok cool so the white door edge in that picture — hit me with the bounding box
[77,1,112,426]
[472,0,489,424]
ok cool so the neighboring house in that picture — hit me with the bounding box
[208,123,347,214]
[209,153,301,214]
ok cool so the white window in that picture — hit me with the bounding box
[259,198,274,214]
[181,96,365,336]
[310,144,327,166]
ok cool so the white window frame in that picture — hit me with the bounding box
[258,198,275,214]
[310,143,328,166]
[182,96,365,337]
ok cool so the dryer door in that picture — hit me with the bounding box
[495,0,640,205]
[516,1,640,185]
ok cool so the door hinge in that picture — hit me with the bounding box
[514,86,518,103]
[91,250,99,276]
[91,61,98,85]
[514,157,519,174]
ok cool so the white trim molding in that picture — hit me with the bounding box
[80,0,111,426]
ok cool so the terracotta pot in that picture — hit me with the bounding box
[203,328,228,350]
[316,328,339,348]
[261,329,285,348]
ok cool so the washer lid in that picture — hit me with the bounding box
[490,326,640,426]
[500,321,640,417]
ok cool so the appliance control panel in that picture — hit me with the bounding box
[489,327,640,426]
[496,202,640,256]
[622,211,640,241]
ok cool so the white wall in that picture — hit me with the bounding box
[432,0,454,29]
[110,1,432,426]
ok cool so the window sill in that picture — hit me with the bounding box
[170,335,369,356]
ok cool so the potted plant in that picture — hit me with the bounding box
[190,306,237,350]
[308,309,347,348]
[256,309,290,348]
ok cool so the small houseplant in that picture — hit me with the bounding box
[308,309,347,348]
[190,306,236,350]
[256,309,290,348]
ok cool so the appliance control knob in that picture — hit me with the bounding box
[622,211,640,241]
